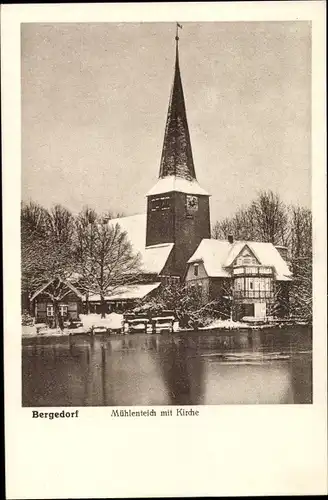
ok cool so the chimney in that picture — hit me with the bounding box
[275,245,288,262]
[228,234,234,244]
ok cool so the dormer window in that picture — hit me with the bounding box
[194,263,199,277]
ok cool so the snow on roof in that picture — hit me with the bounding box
[187,240,232,278]
[108,214,174,274]
[142,243,174,274]
[247,242,292,280]
[30,278,85,302]
[188,239,292,280]
[225,241,292,280]
[109,214,147,254]
[87,282,161,302]
[146,176,209,197]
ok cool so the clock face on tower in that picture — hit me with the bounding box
[186,195,198,212]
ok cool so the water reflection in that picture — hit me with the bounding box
[22,326,312,406]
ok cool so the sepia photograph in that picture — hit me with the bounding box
[21,21,313,407]
[3,3,327,499]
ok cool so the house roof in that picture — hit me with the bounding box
[87,282,161,302]
[187,240,232,278]
[146,176,209,197]
[108,214,174,275]
[187,239,292,281]
[30,278,85,302]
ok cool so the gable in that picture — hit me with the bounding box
[30,279,84,302]
[185,260,208,281]
[232,244,260,267]
[187,239,231,278]
[189,239,292,281]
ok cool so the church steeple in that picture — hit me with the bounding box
[146,24,211,275]
[159,24,196,181]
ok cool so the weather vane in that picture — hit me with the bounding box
[175,22,183,42]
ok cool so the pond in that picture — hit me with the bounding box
[22,325,312,406]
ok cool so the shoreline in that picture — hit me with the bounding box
[22,321,311,339]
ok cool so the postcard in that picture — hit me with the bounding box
[2,2,327,498]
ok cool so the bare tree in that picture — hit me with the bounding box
[74,207,98,313]
[289,205,312,262]
[212,207,258,241]
[212,216,235,240]
[21,201,76,328]
[75,213,142,317]
[288,205,312,321]
[21,201,50,307]
[289,258,312,321]
[250,190,289,245]
[212,190,289,245]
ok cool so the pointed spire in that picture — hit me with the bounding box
[159,24,196,181]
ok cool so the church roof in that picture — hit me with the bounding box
[158,35,196,181]
[108,214,174,275]
[146,176,209,197]
[187,239,292,281]
[87,282,162,302]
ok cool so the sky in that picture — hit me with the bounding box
[21,22,311,223]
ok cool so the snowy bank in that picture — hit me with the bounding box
[22,325,69,337]
[199,319,253,330]
[22,313,124,338]
[80,313,123,332]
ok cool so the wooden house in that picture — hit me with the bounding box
[30,280,85,325]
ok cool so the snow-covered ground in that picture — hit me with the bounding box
[22,313,124,337]
[22,325,69,337]
[22,314,288,337]
[199,319,253,330]
[80,313,123,331]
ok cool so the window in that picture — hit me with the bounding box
[246,267,257,274]
[253,278,260,291]
[46,304,54,317]
[264,278,272,292]
[259,267,272,274]
[236,257,257,266]
[249,281,253,290]
[59,305,68,317]
[194,264,199,277]
[151,196,171,212]
[235,278,243,291]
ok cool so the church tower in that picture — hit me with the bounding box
[146,25,211,277]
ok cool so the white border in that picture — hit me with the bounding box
[2,2,327,498]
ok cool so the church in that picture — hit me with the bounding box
[32,28,292,323]
[99,28,292,321]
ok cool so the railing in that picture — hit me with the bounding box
[233,290,273,299]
